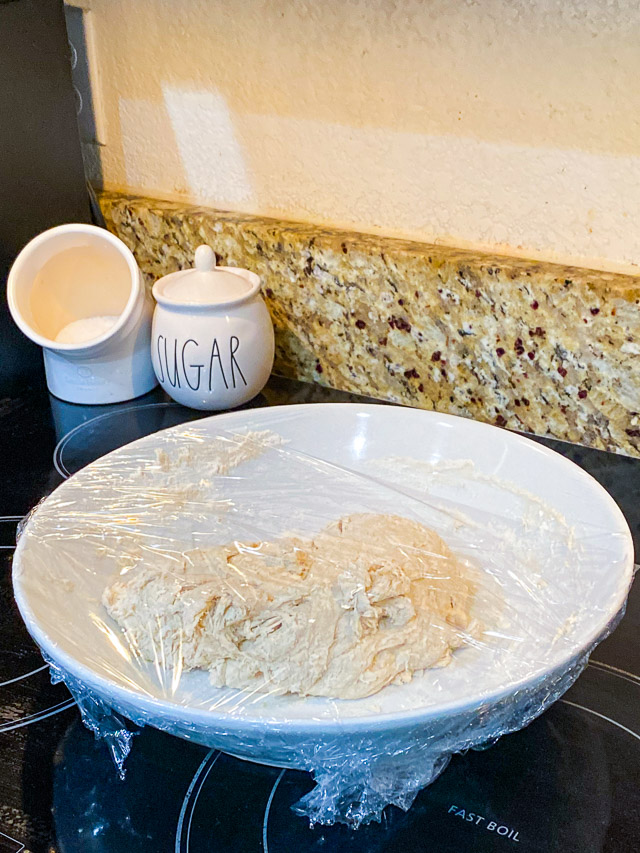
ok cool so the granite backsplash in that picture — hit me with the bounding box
[100,192,640,457]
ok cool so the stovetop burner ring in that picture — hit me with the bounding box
[175,750,220,853]
[169,660,640,853]
[53,401,181,478]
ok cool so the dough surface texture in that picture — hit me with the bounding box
[102,514,480,700]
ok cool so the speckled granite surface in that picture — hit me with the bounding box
[100,192,640,456]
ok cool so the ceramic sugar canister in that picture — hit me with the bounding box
[151,246,274,410]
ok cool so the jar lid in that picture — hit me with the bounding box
[153,246,258,307]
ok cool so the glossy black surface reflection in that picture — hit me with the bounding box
[49,663,640,853]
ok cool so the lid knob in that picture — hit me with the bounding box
[194,245,216,272]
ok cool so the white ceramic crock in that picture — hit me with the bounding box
[7,224,157,404]
[151,246,274,410]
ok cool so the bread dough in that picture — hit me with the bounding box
[102,514,480,700]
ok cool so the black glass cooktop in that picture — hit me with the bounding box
[0,377,638,853]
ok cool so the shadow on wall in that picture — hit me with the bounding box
[88,0,640,270]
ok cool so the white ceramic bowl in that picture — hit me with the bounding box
[12,404,634,770]
[8,224,157,404]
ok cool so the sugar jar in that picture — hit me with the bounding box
[151,246,274,410]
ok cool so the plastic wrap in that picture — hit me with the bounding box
[12,406,635,828]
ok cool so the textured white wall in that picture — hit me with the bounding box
[82,0,640,272]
